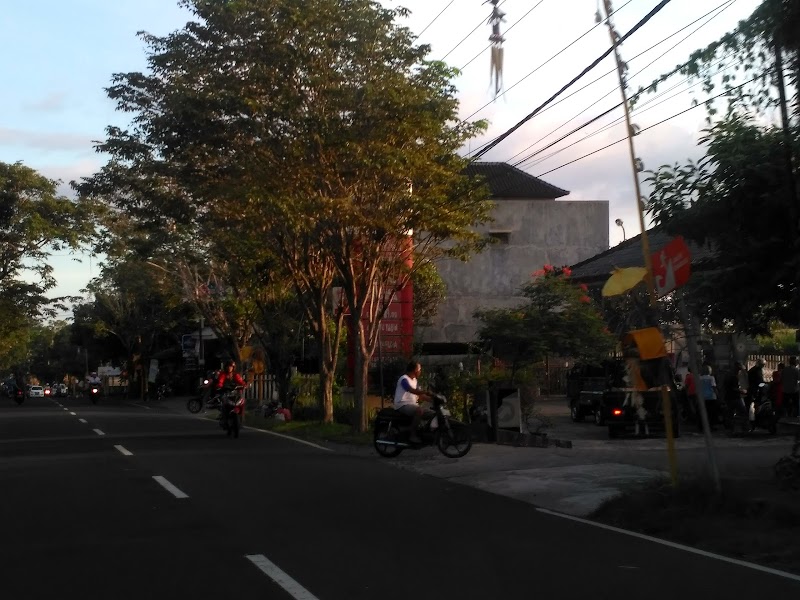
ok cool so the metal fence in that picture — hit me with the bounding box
[746,354,796,381]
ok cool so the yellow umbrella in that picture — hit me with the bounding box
[601,267,648,297]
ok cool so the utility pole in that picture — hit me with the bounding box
[602,0,678,486]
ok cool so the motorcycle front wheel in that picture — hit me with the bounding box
[374,425,403,457]
[228,413,241,438]
[186,397,203,413]
[436,421,472,458]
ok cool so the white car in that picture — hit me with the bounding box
[28,386,44,398]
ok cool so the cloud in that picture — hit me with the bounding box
[23,91,68,112]
[0,126,97,153]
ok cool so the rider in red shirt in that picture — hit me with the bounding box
[207,359,246,407]
[216,359,246,392]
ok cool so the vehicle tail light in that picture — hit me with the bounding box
[45,389,51,395]
[612,409,623,416]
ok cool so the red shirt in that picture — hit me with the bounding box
[684,372,696,395]
[216,371,245,391]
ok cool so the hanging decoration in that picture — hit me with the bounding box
[486,0,506,98]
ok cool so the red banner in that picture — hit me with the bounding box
[651,236,691,297]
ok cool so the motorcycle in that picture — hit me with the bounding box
[90,384,101,404]
[217,386,245,438]
[373,393,472,459]
[724,382,777,434]
[13,387,24,405]
[187,371,219,413]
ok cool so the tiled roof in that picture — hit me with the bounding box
[465,162,570,199]
[570,228,717,284]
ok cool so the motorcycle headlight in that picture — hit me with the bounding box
[203,379,209,385]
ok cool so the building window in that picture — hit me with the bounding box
[489,231,511,245]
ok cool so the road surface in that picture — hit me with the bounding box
[1,394,797,599]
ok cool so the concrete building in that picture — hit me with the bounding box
[419,162,609,348]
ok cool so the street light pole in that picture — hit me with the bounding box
[615,218,626,241]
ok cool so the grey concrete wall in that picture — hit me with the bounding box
[419,199,609,344]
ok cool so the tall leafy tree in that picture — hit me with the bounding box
[645,116,799,333]
[0,161,96,320]
[77,0,490,428]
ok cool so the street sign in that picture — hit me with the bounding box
[651,236,691,297]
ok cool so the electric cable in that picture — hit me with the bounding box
[440,0,508,61]
[534,72,765,177]
[460,0,549,71]
[416,0,456,39]
[463,0,636,124]
[505,0,736,164]
[470,0,674,160]
[517,54,735,169]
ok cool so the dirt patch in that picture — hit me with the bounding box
[591,476,800,573]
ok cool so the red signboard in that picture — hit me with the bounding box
[651,236,691,297]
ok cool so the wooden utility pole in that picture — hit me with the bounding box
[602,0,678,486]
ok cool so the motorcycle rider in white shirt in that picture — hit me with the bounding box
[393,361,433,444]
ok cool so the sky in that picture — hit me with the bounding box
[1,0,764,305]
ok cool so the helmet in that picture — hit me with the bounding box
[226,359,236,368]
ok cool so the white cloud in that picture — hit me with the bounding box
[0,126,96,153]
[23,91,68,113]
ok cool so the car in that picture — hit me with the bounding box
[28,386,44,398]
[566,360,627,423]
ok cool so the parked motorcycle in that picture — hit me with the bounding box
[187,372,219,413]
[373,393,472,458]
[724,382,777,434]
[217,386,246,438]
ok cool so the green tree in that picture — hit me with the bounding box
[645,115,799,333]
[77,0,490,429]
[635,0,799,117]
[475,265,615,383]
[0,161,96,320]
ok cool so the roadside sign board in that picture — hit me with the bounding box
[651,236,691,297]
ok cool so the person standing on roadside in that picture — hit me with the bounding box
[783,357,800,419]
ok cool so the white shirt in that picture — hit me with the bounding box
[394,374,418,408]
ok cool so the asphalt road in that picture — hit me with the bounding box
[2,394,799,599]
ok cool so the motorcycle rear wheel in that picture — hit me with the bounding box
[436,422,472,458]
[374,425,403,457]
[187,397,203,413]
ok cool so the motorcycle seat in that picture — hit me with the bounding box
[376,407,410,420]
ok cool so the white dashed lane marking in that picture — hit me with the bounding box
[152,476,188,499]
[114,445,133,456]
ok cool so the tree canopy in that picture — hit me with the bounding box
[475,265,615,381]
[77,0,491,427]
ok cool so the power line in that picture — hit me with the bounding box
[460,0,549,71]
[441,0,508,61]
[471,0,673,160]
[518,54,735,169]
[505,0,736,165]
[534,72,765,177]
[463,0,636,124]
[416,0,456,39]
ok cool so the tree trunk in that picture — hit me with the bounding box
[354,345,370,432]
[316,330,335,424]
